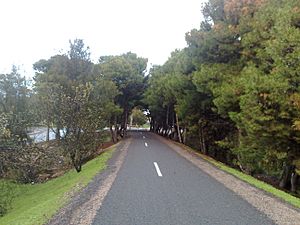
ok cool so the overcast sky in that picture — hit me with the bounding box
[0,0,206,77]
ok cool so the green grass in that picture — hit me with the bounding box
[174,142,300,209]
[0,147,115,225]
[141,123,150,129]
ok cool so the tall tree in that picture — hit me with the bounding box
[145,0,300,192]
[99,52,148,137]
[0,66,32,144]
[34,39,119,172]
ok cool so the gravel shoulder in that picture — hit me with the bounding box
[47,132,300,225]
[46,138,132,225]
[155,134,300,225]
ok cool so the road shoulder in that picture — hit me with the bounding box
[47,138,132,225]
[155,134,300,225]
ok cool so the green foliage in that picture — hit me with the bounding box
[0,67,33,145]
[187,0,300,177]
[0,67,38,188]
[0,113,11,142]
[145,0,300,192]
[33,39,121,172]
[0,181,16,217]
[131,108,147,126]
[98,52,148,135]
[230,0,300,175]
[33,41,147,171]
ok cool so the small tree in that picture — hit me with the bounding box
[131,108,147,127]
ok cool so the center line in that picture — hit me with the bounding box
[153,162,163,177]
[145,142,148,147]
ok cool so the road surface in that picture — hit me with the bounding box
[91,131,274,225]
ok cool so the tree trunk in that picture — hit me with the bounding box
[46,124,50,142]
[150,118,154,132]
[55,126,61,140]
[202,133,207,155]
[74,162,82,173]
[129,114,133,130]
[183,126,187,144]
[291,171,298,193]
[166,105,169,131]
[114,115,118,141]
[70,148,82,173]
[109,121,117,143]
[121,109,128,137]
[199,126,207,155]
[279,164,293,189]
[176,113,182,143]
[154,123,159,133]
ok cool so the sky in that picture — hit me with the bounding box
[0,0,206,77]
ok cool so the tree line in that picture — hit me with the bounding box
[0,39,150,215]
[144,0,300,193]
[33,40,148,172]
[0,39,147,185]
[1,0,299,201]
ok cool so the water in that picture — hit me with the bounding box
[28,128,65,143]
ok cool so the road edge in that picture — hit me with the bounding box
[46,138,132,225]
[153,133,300,225]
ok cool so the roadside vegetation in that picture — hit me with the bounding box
[144,0,300,196]
[129,107,149,128]
[0,40,147,215]
[1,0,299,220]
[0,147,114,225]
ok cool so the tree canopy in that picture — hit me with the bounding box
[33,41,147,172]
[145,0,300,192]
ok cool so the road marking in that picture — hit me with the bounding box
[145,142,148,147]
[153,162,163,177]
[143,136,145,139]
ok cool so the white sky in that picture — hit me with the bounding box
[0,0,205,77]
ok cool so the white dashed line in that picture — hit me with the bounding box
[143,136,145,139]
[145,142,148,147]
[153,162,163,177]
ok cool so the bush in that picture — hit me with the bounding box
[0,181,16,217]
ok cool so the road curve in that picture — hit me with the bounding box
[91,131,275,225]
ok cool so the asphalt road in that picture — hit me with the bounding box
[92,131,275,225]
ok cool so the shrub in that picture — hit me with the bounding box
[0,181,16,217]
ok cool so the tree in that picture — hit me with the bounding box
[0,66,32,144]
[91,77,121,143]
[145,0,300,192]
[130,108,147,127]
[34,54,70,141]
[231,0,300,186]
[98,52,148,137]
[33,39,119,172]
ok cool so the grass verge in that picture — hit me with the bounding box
[0,146,115,225]
[174,141,300,209]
